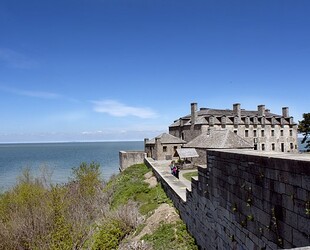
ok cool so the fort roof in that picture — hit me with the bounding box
[145,133,186,145]
[169,104,293,127]
[184,130,253,149]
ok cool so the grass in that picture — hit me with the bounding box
[182,171,198,181]
[142,221,198,250]
[106,163,171,215]
[0,163,197,249]
[105,163,197,249]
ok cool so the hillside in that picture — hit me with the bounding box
[0,163,197,250]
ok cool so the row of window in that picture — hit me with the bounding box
[255,142,295,151]
[163,146,178,152]
[238,129,293,138]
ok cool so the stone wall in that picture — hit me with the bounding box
[119,151,146,171]
[146,150,310,249]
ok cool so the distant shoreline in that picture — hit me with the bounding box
[0,140,144,145]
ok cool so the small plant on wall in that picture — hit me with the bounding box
[232,203,238,213]
[305,201,310,216]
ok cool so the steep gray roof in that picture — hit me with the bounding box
[169,107,292,127]
[146,133,186,145]
[176,148,199,158]
[196,108,280,118]
[185,130,253,149]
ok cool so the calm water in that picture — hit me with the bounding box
[298,137,308,152]
[0,141,143,192]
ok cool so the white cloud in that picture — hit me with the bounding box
[92,100,158,119]
[0,48,38,69]
[0,86,61,99]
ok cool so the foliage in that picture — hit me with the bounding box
[0,163,106,249]
[298,113,310,148]
[49,186,73,250]
[71,161,102,196]
[142,221,198,250]
[0,162,197,250]
[106,164,171,215]
[92,218,129,250]
[182,171,198,181]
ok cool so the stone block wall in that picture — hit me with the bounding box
[119,151,146,171]
[147,150,310,249]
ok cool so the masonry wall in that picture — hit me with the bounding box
[119,151,146,171]
[147,150,310,249]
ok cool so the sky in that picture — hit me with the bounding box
[0,0,309,142]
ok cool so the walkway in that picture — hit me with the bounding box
[146,158,197,201]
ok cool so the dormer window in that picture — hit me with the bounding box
[221,116,226,128]
[234,116,239,125]
[253,116,258,125]
[209,116,214,126]
[245,117,250,125]
[261,117,265,126]
[289,117,293,125]
[271,117,276,126]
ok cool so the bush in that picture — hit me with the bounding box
[0,163,107,249]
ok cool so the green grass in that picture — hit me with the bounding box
[0,163,198,249]
[106,164,171,215]
[142,221,198,250]
[182,171,198,181]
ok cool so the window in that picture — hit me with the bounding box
[261,130,264,137]
[262,144,265,151]
[163,146,167,152]
[234,130,237,134]
[173,146,178,157]
[290,130,293,136]
[254,144,258,150]
[271,130,274,136]
[234,117,239,124]
[290,143,294,150]
[245,130,249,137]
[280,130,284,136]
[272,143,275,151]
[253,130,257,137]
[281,143,284,152]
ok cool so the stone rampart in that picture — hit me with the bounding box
[145,150,310,249]
[119,151,146,171]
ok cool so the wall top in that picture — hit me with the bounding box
[207,149,310,162]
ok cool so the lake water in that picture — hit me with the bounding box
[298,137,309,152]
[0,141,143,192]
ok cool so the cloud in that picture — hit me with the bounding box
[92,100,158,119]
[0,86,61,99]
[0,48,38,69]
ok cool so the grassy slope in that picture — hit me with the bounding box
[107,163,198,249]
[0,163,198,250]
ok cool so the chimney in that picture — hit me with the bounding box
[258,105,265,116]
[233,103,241,120]
[282,107,289,117]
[191,102,198,125]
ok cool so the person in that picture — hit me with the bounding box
[169,160,175,175]
[175,165,180,179]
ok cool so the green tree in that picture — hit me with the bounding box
[298,113,310,149]
[71,162,102,196]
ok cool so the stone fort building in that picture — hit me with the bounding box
[169,102,298,153]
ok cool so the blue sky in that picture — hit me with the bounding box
[0,0,309,142]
